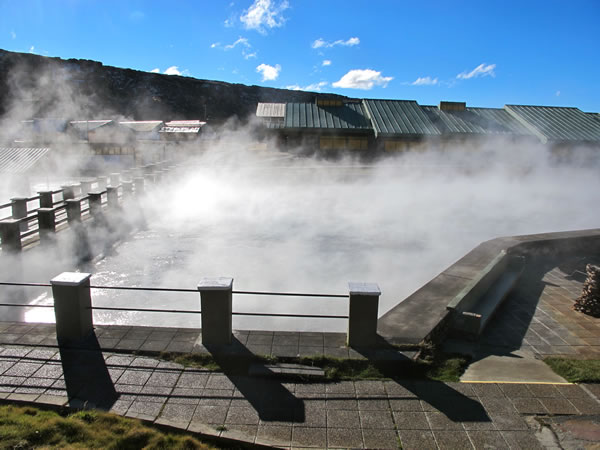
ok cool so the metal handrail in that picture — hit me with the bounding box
[233,289,348,298]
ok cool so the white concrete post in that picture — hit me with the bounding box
[198,277,233,345]
[133,177,145,196]
[96,176,108,191]
[80,180,94,195]
[65,199,82,224]
[38,191,54,208]
[109,173,121,187]
[87,192,103,217]
[0,219,22,252]
[51,272,94,343]
[61,185,76,200]
[106,187,119,208]
[38,208,57,242]
[11,197,28,231]
[347,282,381,347]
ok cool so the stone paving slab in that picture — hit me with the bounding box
[0,333,600,448]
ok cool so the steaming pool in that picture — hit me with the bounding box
[23,152,600,332]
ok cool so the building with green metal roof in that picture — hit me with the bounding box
[504,105,600,145]
[256,97,599,154]
[277,100,374,151]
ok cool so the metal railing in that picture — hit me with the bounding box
[0,273,378,346]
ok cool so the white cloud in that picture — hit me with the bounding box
[556,90,561,97]
[150,68,160,73]
[210,42,220,48]
[243,50,257,59]
[164,66,181,75]
[29,46,35,53]
[225,37,250,50]
[285,81,329,92]
[240,0,289,34]
[457,63,496,80]
[311,37,360,49]
[10,31,16,39]
[332,69,393,90]
[322,60,332,67]
[224,18,234,28]
[411,76,438,86]
[163,66,190,76]
[256,63,281,81]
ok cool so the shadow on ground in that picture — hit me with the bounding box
[59,332,119,410]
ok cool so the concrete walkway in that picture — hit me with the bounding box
[1,323,600,448]
[448,254,600,384]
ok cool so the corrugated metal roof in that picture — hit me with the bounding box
[362,100,440,137]
[422,106,534,136]
[0,148,51,174]
[256,103,286,118]
[119,121,164,132]
[69,120,113,132]
[284,103,371,130]
[159,126,201,133]
[469,108,535,136]
[505,105,600,143]
[164,120,206,127]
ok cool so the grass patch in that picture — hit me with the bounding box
[295,352,470,382]
[544,357,600,383]
[0,405,216,449]
[159,349,470,382]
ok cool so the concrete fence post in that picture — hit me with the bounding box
[0,219,22,252]
[38,208,57,241]
[11,197,28,231]
[198,277,233,345]
[87,192,103,217]
[109,173,121,187]
[80,180,94,195]
[133,177,145,196]
[61,185,75,201]
[38,191,54,208]
[96,176,108,191]
[51,272,94,343]
[106,187,119,209]
[122,181,133,198]
[65,199,82,224]
[347,282,381,347]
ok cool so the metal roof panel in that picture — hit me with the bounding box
[505,105,600,143]
[256,103,286,118]
[362,100,440,137]
[0,147,51,173]
[284,103,371,130]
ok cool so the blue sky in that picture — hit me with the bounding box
[1,0,599,111]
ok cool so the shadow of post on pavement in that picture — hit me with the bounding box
[204,336,304,423]
[352,335,491,423]
[59,332,119,410]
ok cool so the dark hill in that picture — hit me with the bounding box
[0,49,350,123]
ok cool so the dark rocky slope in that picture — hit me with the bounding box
[0,49,349,123]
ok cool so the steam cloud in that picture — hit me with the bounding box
[1,63,599,333]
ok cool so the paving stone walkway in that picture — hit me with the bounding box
[481,254,600,358]
[1,330,600,449]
